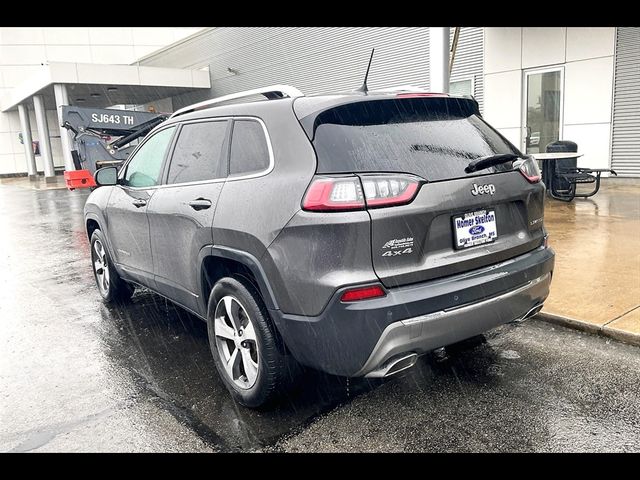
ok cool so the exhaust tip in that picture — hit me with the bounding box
[365,352,418,378]
[513,303,544,323]
[525,304,544,319]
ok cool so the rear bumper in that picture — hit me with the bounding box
[353,272,550,377]
[271,246,554,377]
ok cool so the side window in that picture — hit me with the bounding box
[166,121,228,184]
[449,78,473,96]
[229,120,270,176]
[124,127,175,188]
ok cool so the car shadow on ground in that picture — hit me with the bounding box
[95,287,501,451]
[96,289,386,450]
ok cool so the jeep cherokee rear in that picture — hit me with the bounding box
[85,86,554,408]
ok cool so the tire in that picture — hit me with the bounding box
[207,276,298,408]
[90,230,134,303]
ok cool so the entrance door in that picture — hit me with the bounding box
[523,67,563,154]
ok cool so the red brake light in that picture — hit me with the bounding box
[302,177,365,211]
[516,157,541,183]
[340,285,386,302]
[302,175,421,212]
[396,92,449,98]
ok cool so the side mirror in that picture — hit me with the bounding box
[94,166,118,187]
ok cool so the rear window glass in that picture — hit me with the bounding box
[303,98,520,182]
[229,120,270,176]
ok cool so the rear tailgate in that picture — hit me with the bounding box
[367,170,545,288]
[296,95,546,288]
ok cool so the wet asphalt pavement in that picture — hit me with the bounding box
[1,183,639,452]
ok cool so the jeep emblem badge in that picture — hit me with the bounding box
[470,183,496,196]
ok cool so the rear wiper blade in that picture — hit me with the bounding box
[465,153,519,174]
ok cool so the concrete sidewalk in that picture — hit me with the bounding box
[0,174,67,190]
[539,180,640,346]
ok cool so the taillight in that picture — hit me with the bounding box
[361,175,420,208]
[515,156,541,183]
[396,92,449,98]
[302,177,365,211]
[340,285,386,302]
[302,175,421,212]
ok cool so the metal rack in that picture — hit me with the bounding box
[170,85,304,119]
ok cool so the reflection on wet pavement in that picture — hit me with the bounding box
[95,291,383,451]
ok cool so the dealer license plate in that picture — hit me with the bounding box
[453,209,498,249]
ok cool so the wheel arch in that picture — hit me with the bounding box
[85,213,119,272]
[86,216,101,241]
[198,246,279,316]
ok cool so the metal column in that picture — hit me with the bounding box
[33,95,56,183]
[429,27,450,93]
[17,104,38,181]
[53,84,76,171]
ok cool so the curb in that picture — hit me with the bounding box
[537,312,640,347]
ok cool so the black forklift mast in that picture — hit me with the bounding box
[61,106,168,174]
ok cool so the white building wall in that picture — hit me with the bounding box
[0,27,202,175]
[484,27,616,170]
[610,27,640,177]
[139,27,435,112]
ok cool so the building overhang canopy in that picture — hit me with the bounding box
[0,62,211,112]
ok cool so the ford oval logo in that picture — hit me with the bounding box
[469,225,485,235]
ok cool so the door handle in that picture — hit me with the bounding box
[132,199,147,208]
[188,198,212,211]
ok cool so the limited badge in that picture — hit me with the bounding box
[381,237,414,257]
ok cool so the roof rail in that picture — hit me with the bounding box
[170,84,304,118]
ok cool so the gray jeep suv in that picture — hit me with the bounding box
[85,85,555,407]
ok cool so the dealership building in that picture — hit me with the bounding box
[1,27,638,178]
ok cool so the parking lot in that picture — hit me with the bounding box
[1,180,639,452]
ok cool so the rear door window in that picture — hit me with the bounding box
[166,120,228,184]
[229,120,271,176]
[303,98,520,182]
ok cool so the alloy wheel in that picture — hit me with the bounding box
[213,296,259,389]
[92,239,110,295]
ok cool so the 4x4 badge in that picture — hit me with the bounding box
[382,248,413,257]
